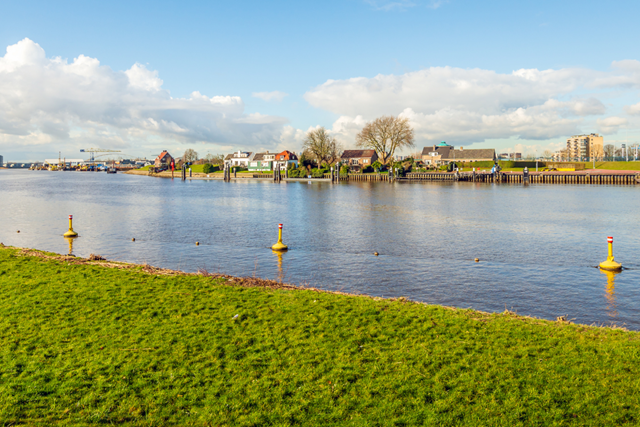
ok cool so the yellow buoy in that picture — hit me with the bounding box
[271,223,288,251]
[599,236,622,271]
[132,238,135,242]
[196,241,199,246]
[374,252,379,256]
[63,215,78,238]
[474,258,479,262]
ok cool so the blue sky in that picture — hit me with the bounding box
[1,0,640,160]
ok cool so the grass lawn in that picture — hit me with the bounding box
[1,246,639,426]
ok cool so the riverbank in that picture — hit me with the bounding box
[1,245,639,425]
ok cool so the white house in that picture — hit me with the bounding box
[224,151,253,168]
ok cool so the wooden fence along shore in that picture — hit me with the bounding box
[317,171,640,185]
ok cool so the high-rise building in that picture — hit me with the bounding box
[0,155,3,167]
[566,134,603,160]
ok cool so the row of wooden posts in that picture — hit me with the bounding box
[225,167,640,185]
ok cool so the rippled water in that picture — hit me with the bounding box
[1,170,639,328]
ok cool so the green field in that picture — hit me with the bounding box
[1,246,640,425]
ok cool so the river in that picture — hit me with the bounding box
[1,170,638,329]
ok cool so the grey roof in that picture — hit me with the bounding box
[421,146,495,161]
[253,153,266,161]
[442,149,495,161]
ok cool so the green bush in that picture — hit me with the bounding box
[371,160,382,171]
[202,163,217,173]
[311,168,329,178]
[340,165,349,175]
[288,169,299,178]
[439,164,449,171]
[362,165,373,173]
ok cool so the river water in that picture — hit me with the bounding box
[1,170,639,329]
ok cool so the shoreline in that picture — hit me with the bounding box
[1,244,639,425]
[1,244,629,331]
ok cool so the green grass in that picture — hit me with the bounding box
[592,161,640,171]
[137,165,151,171]
[1,247,640,426]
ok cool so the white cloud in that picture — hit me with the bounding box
[252,91,288,102]
[305,63,640,145]
[0,38,288,158]
[625,102,640,115]
[597,116,628,134]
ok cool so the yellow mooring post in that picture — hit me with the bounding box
[63,215,78,238]
[271,223,288,251]
[599,236,622,271]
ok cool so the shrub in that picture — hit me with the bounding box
[439,164,449,171]
[288,169,299,178]
[371,160,382,171]
[340,165,349,175]
[202,163,217,173]
[362,165,373,173]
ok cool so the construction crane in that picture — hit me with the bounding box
[80,148,122,163]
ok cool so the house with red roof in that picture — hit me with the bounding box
[155,150,174,169]
[275,150,299,170]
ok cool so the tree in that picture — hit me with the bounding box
[302,127,341,165]
[356,115,414,165]
[183,149,198,163]
[603,144,615,160]
[204,153,225,165]
[542,150,553,159]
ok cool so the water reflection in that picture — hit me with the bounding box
[273,250,285,283]
[65,237,76,256]
[600,269,619,319]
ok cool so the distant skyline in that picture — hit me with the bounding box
[1,0,640,161]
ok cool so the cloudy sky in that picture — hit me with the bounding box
[1,0,640,161]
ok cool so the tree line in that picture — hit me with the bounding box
[176,115,415,170]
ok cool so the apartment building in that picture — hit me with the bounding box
[566,134,603,160]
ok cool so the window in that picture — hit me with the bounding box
[351,159,359,165]
[364,159,368,163]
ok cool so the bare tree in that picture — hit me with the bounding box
[542,150,553,159]
[183,149,198,163]
[356,116,414,165]
[302,127,341,165]
[603,144,615,160]
[204,153,225,165]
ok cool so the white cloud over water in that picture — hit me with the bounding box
[0,38,287,158]
[306,64,640,145]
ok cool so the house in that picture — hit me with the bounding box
[340,150,378,170]
[224,151,253,168]
[155,150,174,168]
[275,150,299,170]
[421,142,496,166]
[498,152,522,160]
[247,152,276,171]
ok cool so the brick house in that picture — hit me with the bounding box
[340,150,378,170]
[155,150,174,168]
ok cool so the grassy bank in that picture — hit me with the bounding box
[1,246,639,425]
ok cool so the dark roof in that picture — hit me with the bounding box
[442,149,495,161]
[253,153,266,161]
[421,146,452,157]
[341,149,377,159]
[421,146,495,160]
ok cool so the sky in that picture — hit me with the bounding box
[1,0,640,161]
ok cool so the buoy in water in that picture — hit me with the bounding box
[374,252,379,256]
[63,215,78,238]
[196,241,199,246]
[132,238,135,242]
[271,224,288,251]
[599,236,622,271]
[474,258,479,262]
[16,230,20,233]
